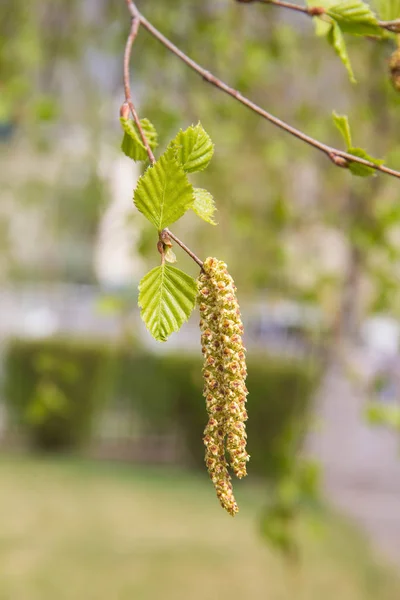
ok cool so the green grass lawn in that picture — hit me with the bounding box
[0,455,398,600]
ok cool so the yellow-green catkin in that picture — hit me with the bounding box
[198,257,249,516]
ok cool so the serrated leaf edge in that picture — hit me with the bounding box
[138,265,197,341]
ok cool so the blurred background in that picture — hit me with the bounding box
[1,0,400,598]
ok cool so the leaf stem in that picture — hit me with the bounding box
[379,19,400,34]
[165,229,204,268]
[124,0,400,180]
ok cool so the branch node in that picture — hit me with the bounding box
[120,102,130,119]
[329,153,349,169]
[308,6,325,16]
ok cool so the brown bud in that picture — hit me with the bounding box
[119,102,130,120]
[159,229,173,247]
[308,6,325,16]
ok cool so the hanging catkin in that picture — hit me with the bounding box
[198,257,249,515]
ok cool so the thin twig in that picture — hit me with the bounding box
[237,0,325,17]
[237,0,400,33]
[123,15,156,164]
[123,4,203,268]
[124,0,400,181]
[258,0,314,14]
[165,229,204,268]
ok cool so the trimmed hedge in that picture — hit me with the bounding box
[3,337,319,477]
[3,338,115,451]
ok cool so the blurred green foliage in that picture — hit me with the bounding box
[2,0,400,561]
[365,401,400,430]
[3,0,400,333]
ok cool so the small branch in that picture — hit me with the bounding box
[237,0,400,34]
[236,0,325,17]
[165,229,204,269]
[379,19,400,34]
[123,15,156,164]
[124,1,400,181]
[122,3,203,270]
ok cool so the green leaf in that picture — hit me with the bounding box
[171,123,214,173]
[134,148,194,230]
[327,0,382,36]
[307,0,334,36]
[327,21,356,83]
[375,0,400,21]
[314,16,332,37]
[347,147,384,177]
[120,117,158,162]
[138,264,197,342]
[331,113,384,176]
[192,188,217,225]
[332,112,353,147]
